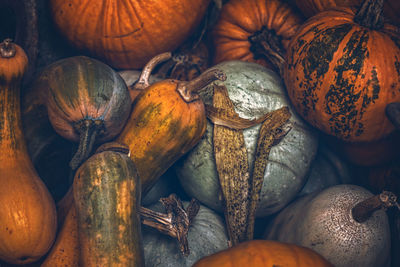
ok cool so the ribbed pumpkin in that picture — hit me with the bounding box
[175,61,318,217]
[73,142,143,267]
[294,0,400,25]
[33,56,131,169]
[116,64,225,194]
[0,39,57,264]
[284,0,400,142]
[193,240,333,267]
[212,0,303,69]
[143,202,229,267]
[49,0,210,69]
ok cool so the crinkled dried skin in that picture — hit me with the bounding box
[213,84,250,245]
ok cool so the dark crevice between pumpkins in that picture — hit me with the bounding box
[69,119,105,170]
[386,102,400,130]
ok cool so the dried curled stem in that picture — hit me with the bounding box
[139,194,200,256]
[354,0,384,30]
[352,191,400,223]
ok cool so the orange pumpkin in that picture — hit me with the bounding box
[212,0,303,69]
[0,39,57,264]
[49,0,210,69]
[193,240,333,267]
[284,0,400,142]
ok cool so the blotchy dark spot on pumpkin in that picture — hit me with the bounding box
[325,29,371,139]
[134,102,161,128]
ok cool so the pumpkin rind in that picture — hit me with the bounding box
[193,240,333,267]
[265,184,391,267]
[143,202,229,267]
[212,0,303,68]
[73,145,144,266]
[175,61,318,217]
[49,0,210,69]
[284,7,400,142]
[0,40,57,264]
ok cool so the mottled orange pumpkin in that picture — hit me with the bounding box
[284,0,400,142]
[193,240,333,267]
[49,0,210,69]
[212,0,303,69]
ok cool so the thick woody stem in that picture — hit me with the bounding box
[0,38,16,58]
[386,102,400,130]
[248,27,286,77]
[354,0,385,30]
[139,194,200,256]
[134,52,172,91]
[352,191,400,223]
[177,69,226,102]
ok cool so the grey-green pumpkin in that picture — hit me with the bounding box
[174,60,319,217]
[298,143,352,197]
[143,202,229,267]
[265,184,391,267]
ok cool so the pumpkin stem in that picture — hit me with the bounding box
[177,68,226,102]
[134,52,172,91]
[351,191,400,223]
[0,39,16,58]
[139,194,200,256]
[386,102,400,130]
[354,0,385,30]
[69,119,104,170]
[248,27,286,77]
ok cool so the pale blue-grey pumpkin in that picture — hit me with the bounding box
[265,184,391,267]
[174,60,319,216]
[143,202,229,267]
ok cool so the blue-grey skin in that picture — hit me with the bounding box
[298,143,352,197]
[265,184,391,267]
[174,61,319,217]
[142,202,229,267]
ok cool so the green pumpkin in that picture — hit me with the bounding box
[143,202,229,267]
[175,61,319,217]
[265,184,391,267]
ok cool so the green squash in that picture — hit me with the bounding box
[143,202,229,267]
[175,60,319,216]
[265,184,391,267]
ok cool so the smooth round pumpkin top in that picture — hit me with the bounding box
[193,240,333,267]
[50,0,210,69]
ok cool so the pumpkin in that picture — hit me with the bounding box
[293,0,400,25]
[298,143,352,197]
[0,39,57,264]
[49,0,210,69]
[212,0,303,69]
[73,142,144,266]
[284,0,400,142]
[193,240,333,267]
[143,201,229,267]
[265,184,391,267]
[116,62,226,194]
[175,60,318,217]
[32,56,132,169]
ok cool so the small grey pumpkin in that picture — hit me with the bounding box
[298,143,352,197]
[143,202,229,267]
[264,184,391,267]
[175,60,319,217]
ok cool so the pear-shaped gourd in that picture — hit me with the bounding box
[143,202,229,267]
[265,184,392,267]
[175,60,318,216]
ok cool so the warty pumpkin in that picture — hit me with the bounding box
[32,56,132,170]
[49,0,210,69]
[212,0,303,70]
[116,56,226,194]
[265,184,393,267]
[284,0,400,142]
[0,39,57,264]
[73,142,144,267]
[193,240,333,267]
[175,60,318,217]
